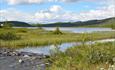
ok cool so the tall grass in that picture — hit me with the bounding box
[47,42,115,70]
[0,32,21,40]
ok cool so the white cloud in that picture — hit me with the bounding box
[35,11,54,19]
[59,0,112,3]
[49,5,62,13]
[2,0,108,5]
[59,0,79,3]
[0,4,115,23]
[34,5,62,21]
[6,0,46,5]
[34,4,115,22]
[0,9,34,22]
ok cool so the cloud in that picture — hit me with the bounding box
[35,11,54,19]
[49,5,62,13]
[0,8,34,22]
[2,0,108,5]
[59,0,79,3]
[34,5,63,20]
[6,0,47,5]
[34,4,115,22]
[0,4,114,23]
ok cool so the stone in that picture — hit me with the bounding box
[18,59,24,63]
[45,63,50,65]
[24,55,30,58]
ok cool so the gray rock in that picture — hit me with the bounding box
[0,48,50,70]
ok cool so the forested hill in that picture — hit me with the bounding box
[0,21,32,27]
[85,17,115,28]
[0,17,114,28]
[36,17,115,28]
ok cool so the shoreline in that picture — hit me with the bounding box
[0,48,50,70]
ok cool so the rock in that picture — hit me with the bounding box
[12,52,18,56]
[0,57,5,59]
[0,48,50,70]
[24,55,30,58]
[18,59,24,63]
[44,55,50,58]
[45,63,50,65]
[40,64,46,70]
[31,57,36,60]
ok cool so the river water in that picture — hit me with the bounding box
[17,39,115,55]
[16,27,115,55]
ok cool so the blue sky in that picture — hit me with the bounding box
[1,1,100,13]
[0,0,114,23]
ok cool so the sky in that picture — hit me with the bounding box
[0,0,115,23]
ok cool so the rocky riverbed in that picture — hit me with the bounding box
[0,48,50,70]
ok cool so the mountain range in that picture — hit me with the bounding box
[0,17,114,28]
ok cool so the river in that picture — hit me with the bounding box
[17,39,115,55]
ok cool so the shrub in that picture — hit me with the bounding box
[0,32,21,40]
[17,28,28,33]
[3,22,12,29]
[53,27,63,35]
[47,42,115,70]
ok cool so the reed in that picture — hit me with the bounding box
[47,42,115,70]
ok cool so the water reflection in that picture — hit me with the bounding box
[17,39,115,55]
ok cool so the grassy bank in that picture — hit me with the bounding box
[0,28,115,48]
[47,42,115,70]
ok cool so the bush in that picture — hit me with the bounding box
[47,42,115,70]
[53,27,63,35]
[3,22,12,29]
[17,28,28,33]
[0,32,21,40]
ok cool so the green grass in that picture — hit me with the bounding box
[0,28,115,70]
[47,42,115,70]
[0,28,115,48]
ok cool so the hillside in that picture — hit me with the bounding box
[0,17,114,28]
[86,17,115,28]
[0,21,32,27]
[35,17,115,28]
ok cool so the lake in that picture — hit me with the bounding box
[15,27,115,33]
[43,27,115,33]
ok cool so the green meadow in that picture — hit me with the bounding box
[1,1,115,70]
[0,27,115,70]
[0,28,115,48]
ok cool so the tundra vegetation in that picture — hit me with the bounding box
[47,42,115,70]
[0,25,115,70]
[0,27,115,48]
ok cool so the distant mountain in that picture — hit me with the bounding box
[0,17,114,28]
[0,21,32,27]
[36,17,115,28]
[86,17,115,28]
